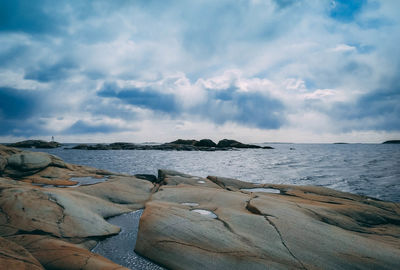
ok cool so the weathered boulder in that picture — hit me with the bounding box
[6,152,52,172]
[136,171,400,270]
[8,140,61,149]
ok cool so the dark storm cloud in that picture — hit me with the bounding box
[200,87,284,129]
[0,87,47,135]
[97,82,284,129]
[0,0,67,34]
[97,83,179,114]
[0,87,40,119]
[64,120,129,134]
[24,59,79,83]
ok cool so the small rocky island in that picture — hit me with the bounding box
[0,144,399,269]
[70,139,274,151]
[383,140,400,144]
[7,140,62,149]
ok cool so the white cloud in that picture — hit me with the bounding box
[331,44,357,52]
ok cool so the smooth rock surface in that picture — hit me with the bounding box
[136,170,400,270]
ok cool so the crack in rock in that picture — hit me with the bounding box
[245,198,307,270]
[46,194,66,237]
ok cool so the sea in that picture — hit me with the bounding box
[33,143,400,202]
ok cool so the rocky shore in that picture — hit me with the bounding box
[70,139,274,151]
[1,144,399,269]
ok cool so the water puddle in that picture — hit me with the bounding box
[241,188,281,194]
[191,209,217,219]
[69,176,108,186]
[181,202,199,207]
[92,210,165,270]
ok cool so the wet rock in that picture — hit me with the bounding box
[8,140,61,149]
[135,174,159,183]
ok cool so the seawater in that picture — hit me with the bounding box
[33,143,400,202]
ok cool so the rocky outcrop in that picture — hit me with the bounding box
[0,144,154,269]
[8,140,62,149]
[216,139,261,148]
[135,170,400,270]
[70,139,273,151]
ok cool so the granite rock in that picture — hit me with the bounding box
[135,170,400,270]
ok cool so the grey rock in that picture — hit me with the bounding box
[7,152,52,172]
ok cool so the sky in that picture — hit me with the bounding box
[0,0,399,143]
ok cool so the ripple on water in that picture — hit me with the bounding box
[92,210,165,270]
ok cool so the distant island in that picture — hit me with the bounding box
[69,139,274,151]
[383,140,400,144]
[7,139,61,148]
[7,139,274,151]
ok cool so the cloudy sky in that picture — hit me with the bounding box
[0,0,399,143]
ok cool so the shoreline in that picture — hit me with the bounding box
[0,144,399,269]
